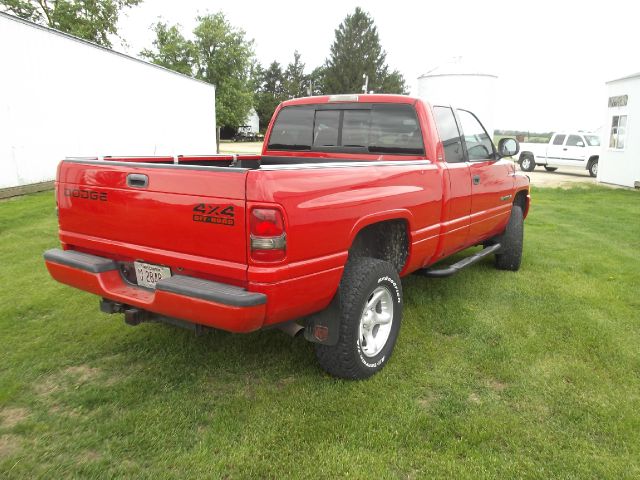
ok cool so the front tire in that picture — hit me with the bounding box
[588,159,598,177]
[494,205,524,271]
[315,257,402,379]
[519,155,536,172]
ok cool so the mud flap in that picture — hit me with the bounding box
[303,295,341,346]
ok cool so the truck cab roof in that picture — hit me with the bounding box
[280,94,422,108]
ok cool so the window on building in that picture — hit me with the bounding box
[433,106,464,163]
[456,109,494,160]
[553,134,566,145]
[609,115,627,149]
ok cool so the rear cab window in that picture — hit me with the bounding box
[552,134,566,145]
[267,103,425,156]
[566,135,584,147]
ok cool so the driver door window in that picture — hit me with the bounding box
[456,109,494,160]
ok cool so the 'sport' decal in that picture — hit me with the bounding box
[192,203,235,226]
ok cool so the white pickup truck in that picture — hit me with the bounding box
[517,132,601,177]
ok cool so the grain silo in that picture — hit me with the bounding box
[417,57,498,137]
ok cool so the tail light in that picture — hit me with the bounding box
[250,208,286,261]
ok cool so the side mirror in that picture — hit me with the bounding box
[576,141,585,147]
[498,137,519,158]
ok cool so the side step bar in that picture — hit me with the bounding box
[418,243,501,278]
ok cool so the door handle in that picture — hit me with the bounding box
[563,148,568,151]
[472,175,481,185]
[127,173,148,188]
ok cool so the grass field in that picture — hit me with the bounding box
[1,187,639,479]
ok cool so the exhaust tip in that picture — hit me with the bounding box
[276,321,305,337]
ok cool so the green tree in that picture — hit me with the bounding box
[254,61,285,130]
[140,23,194,76]
[323,7,407,95]
[283,51,308,99]
[141,13,255,128]
[0,0,141,48]
[308,66,326,96]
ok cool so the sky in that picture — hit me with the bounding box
[116,0,640,132]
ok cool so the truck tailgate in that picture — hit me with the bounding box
[57,160,248,283]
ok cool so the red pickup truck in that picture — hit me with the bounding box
[44,94,530,379]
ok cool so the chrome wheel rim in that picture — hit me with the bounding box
[358,286,394,357]
[521,158,531,170]
[592,163,598,175]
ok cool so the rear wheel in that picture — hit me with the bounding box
[544,166,558,172]
[494,205,524,271]
[315,257,402,380]
[519,155,535,172]
[588,159,598,177]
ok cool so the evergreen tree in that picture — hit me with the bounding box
[323,7,407,95]
[283,51,308,99]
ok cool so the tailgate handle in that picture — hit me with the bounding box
[127,173,148,188]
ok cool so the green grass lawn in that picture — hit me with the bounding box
[1,187,639,479]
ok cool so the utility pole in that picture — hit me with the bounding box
[362,74,368,94]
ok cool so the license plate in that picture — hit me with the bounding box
[134,261,171,289]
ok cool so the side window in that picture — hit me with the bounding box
[553,134,566,145]
[456,109,494,160]
[433,106,464,163]
[609,115,627,149]
[313,110,340,147]
[342,110,370,147]
[369,105,424,154]
[267,107,314,150]
[566,135,584,147]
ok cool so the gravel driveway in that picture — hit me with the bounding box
[521,165,599,188]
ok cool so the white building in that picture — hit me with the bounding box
[416,57,498,137]
[0,12,216,194]
[598,72,640,188]
[244,108,260,134]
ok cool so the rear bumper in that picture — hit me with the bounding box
[44,249,266,333]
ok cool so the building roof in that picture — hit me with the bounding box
[0,11,212,88]
[606,72,640,84]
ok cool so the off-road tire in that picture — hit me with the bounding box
[519,155,535,172]
[315,257,402,380]
[588,159,598,177]
[544,166,558,172]
[494,205,524,271]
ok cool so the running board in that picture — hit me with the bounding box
[418,243,502,278]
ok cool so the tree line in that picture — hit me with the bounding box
[2,2,407,131]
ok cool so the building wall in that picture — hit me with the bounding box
[0,14,216,189]
[598,76,640,188]
[417,74,497,137]
[246,108,259,134]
